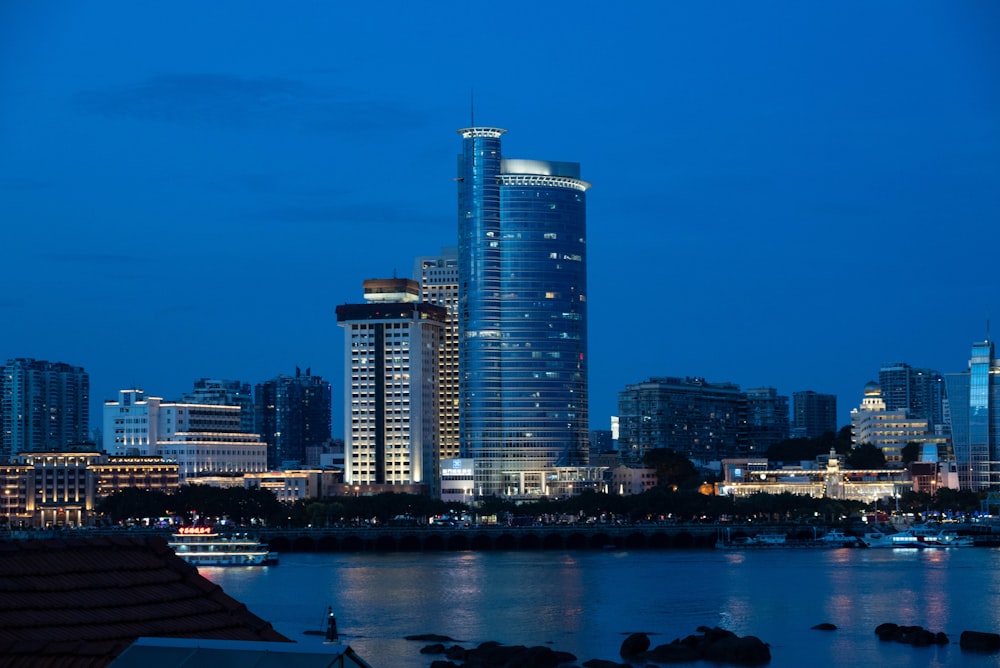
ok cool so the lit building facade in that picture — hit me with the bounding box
[1,450,178,528]
[255,368,332,469]
[616,377,747,464]
[458,127,591,498]
[850,382,945,464]
[791,390,838,439]
[718,454,912,504]
[336,278,445,497]
[944,339,1000,491]
[103,389,267,482]
[415,247,460,461]
[1,358,90,459]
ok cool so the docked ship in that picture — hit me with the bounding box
[167,526,278,566]
[860,525,975,549]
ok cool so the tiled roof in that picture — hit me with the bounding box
[0,535,290,667]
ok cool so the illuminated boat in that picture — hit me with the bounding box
[167,526,278,566]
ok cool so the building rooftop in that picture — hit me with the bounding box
[0,534,290,667]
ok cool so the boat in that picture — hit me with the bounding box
[715,531,787,549]
[167,526,278,566]
[814,529,860,547]
[859,525,975,549]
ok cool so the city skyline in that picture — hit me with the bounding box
[2,2,998,438]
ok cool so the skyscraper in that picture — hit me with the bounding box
[415,247,460,461]
[944,339,1000,491]
[336,278,445,496]
[744,387,790,453]
[457,127,590,498]
[878,362,945,430]
[791,391,838,439]
[254,368,332,470]
[1,358,90,459]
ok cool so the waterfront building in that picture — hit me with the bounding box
[440,457,475,505]
[104,389,267,482]
[791,390,838,439]
[457,127,591,498]
[1,358,89,459]
[944,338,1000,491]
[718,453,911,503]
[609,465,658,495]
[336,278,445,497]
[414,247,460,462]
[254,368,332,470]
[1,449,178,528]
[181,379,255,434]
[243,469,343,503]
[849,382,946,464]
[744,387,790,454]
[616,377,747,464]
[879,362,945,430]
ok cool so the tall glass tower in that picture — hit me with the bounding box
[457,127,591,499]
[945,339,1000,490]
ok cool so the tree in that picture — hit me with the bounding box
[846,443,886,470]
[642,448,699,490]
[900,442,921,466]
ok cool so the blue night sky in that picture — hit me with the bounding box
[1,2,998,439]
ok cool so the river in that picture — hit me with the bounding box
[202,546,1000,667]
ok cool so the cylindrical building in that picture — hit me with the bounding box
[457,127,591,499]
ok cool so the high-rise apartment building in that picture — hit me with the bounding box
[181,379,255,433]
[1,358,90,459]
[415,247,460,461]
[617,377,748,463]
[336,278,445,496]
[457,127,591,498]
[745,387,790,453]
[255,368,332,470]
[878,362,945,430]
[944,339,1000,491]
[791,391,838,439]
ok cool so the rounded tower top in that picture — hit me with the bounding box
[457,127,507,138]
[863,381,882,396]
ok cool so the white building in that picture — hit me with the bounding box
[103,390,267,482]
[850,382,944,464]
[335,279,446,497]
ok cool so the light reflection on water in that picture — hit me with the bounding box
[202,547,1000,668]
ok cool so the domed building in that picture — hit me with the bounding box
[850,381,946,464]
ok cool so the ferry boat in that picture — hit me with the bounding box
[168,526,278,566]
[860,526,975,549]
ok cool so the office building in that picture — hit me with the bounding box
[1,358,90,459]
[944,339,1000,491]
[616,377,747,463]
[878,362,945,430]
[791,391,838,439]
[336,278,445,496]
[744,387,790,453]
[415,247,460,461]
[255,368,332,470]
[849,382,946,464]
[181,379,255,434]
[103,389,267,482]
[457,126,591,498]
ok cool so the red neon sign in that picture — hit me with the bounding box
[178,526,214,535]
